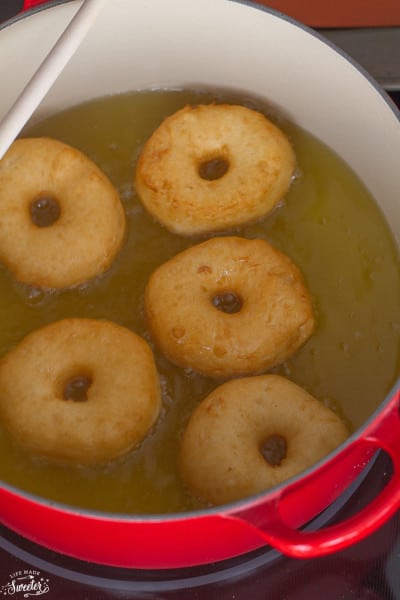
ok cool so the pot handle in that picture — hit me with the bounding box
[235,384,400,558]
[23,0,52,9]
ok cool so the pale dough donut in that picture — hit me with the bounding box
[145,236,315,379]
[179,375,349,505]
[0,319,161,465]
[0,138,126,289]
[135,104,296,235]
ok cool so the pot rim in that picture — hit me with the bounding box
[0,0,399,523]
[2,0,399,119]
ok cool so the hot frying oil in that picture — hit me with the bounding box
[0,89,399,513]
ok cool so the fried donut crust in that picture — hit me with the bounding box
[0,319,161,465]
[135,104,296,235]
[0,137,126,289]
[145,236,315,379]
[179,374,349,505]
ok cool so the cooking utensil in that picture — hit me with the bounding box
[0,0,106,160]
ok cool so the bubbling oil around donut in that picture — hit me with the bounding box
[261,434,288,467]
[63,375,92,402]
[0,88,398,514]
[198,157,229,181]
[30,196,61,227]
[211,291,243,314]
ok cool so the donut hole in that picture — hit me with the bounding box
[211,290,243,314]
[260,434,287,466]
[30,194,61,228]
[198,156,229,181]
[63,373,93,402]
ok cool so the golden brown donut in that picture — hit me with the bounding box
[135,104,296,235]
[179,375,349,505]
[145,236,315,379]
[0,319,161,465]
[0,137,126,289]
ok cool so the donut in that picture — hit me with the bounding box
[0,137,126,289]
[0,319,161,465]
[179,374,349,505]
[145,236,315,379]
[135,104,296,235]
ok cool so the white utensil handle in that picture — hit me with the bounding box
[0,0,106,160]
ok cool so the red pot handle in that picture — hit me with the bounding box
[234,384,400,558]
[23,0,52,9]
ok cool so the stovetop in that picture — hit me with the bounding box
[0,452,399,599]
[1,2,400,599]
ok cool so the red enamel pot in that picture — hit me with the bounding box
[0,0,399,569]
